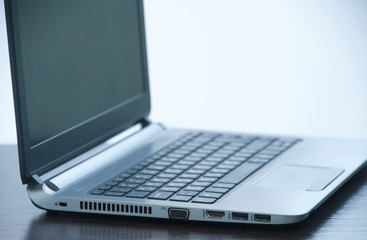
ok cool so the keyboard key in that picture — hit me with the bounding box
[204,157,222,162]
[164,168,184,174]
[161,157,179,162]
[179,173,200,179]
[185,169,206,175]
[192,136,212,143]
[150,177,171,183]
[172,149,191,155]
[227,156,247,162]
[199,161,217,166]
[137,161,150,167]
[185,142,203,148]
[210,168,230,174]
[157,173,177,179]
[118,182,139,188]
[131,164,145,171]
[201,145,220,151]
[145,158,157,163]
[177,160,196,166]
[179,146,197,151]
[111,177,125,182]
[203,172,224,178]
[192,165,212,170]
[110,187,132,193]
[170,164,190,170]
[216,149,236,155]
[248,158,270,164]
[230,141,250,146]
[197,177,217,183]
[148,191,174,200]
[192,197,217,204]
[98,185,112,191]
[216,164,236,170]
[190,181,211,187]
[233,152,253,158]
[212,183,235,189]
[219,162,263,184]
[143,182,164,188]
[140,169,159,175]
[119,173,132,178]
[170,195,192,202]
[154,161,172,166]
[125,190,150,198]
[238,149,257,154]
[254,153,275,159]
[125,178,146,184]
[172,178,193,184]
[159,186,180,192]
[105,181,119,186]
[188,153,208,159]
[165,182,187,188]
[196,149,213,154]
[103,192,123,197]
[177,190,199,196]
[260,150,281,155]
[184,186,205,192]
[222,160,241,166]
[210,153,231,159]
[266,146,287,152]
[206,187,229,194]
[136,186,157,192]
[166,153,185,159]
[133,174,153,180]
[199,192,222,199]
[222,145,241,151]
[146,165,166,171]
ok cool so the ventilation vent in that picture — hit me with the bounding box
[79,201,152,215]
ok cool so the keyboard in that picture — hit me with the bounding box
[90,132,300,204]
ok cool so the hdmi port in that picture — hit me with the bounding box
[232,212,248,221]
[206,210,225,219]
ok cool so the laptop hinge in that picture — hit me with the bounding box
[31,174,44,185]
[141,118,151,127]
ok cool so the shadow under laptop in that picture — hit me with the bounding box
[25,166,367,240]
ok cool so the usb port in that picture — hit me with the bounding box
[206,211,225,219]
[254,214,271,223]
[232,212,248,221]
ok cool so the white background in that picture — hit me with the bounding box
[1,0,367,145]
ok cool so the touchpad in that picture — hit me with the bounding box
[256,165,344,191]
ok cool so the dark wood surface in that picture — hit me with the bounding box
[1,144,367,240]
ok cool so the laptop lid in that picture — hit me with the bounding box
[5,0,150,184]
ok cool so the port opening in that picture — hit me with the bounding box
[232,212,248,221]
[206,211,225,219]
[254,214,271,223]
[168,208,189,220]
[58,202,67,207]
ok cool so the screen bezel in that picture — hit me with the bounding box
[5,0,151,184]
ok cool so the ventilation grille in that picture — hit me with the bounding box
[80,201,152,215]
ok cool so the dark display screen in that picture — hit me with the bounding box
[15,0,145,146]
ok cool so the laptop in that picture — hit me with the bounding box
[4,0,367,224]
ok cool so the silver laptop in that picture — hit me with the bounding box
[5,0,367,224]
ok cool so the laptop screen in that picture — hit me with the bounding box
[17,0,145,147]
[6,0,150,182]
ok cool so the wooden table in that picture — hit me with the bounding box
[1,144,366,240]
